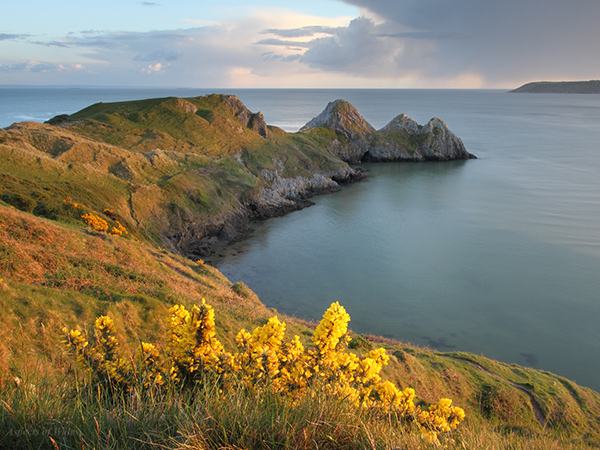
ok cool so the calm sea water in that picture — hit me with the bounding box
[2,87,600,391]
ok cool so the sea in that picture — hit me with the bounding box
[2,86,600,392]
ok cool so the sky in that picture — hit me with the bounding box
[1,0,599,89]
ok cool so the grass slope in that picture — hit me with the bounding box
[1,204,600,449]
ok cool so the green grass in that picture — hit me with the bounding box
[2,374,597,450]
[0,376,430,450]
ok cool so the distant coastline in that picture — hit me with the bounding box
[510,80,600,94]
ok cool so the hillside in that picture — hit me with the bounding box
[2,95,599,449]
[1,94,473,261]
[510,80,600,93]
[2,205,600,448]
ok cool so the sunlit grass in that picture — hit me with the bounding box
[1,205,600,449]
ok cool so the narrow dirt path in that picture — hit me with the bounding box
[446,356,547,428]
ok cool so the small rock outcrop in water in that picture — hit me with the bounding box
[372,115,473,162]
[301,99,475,163]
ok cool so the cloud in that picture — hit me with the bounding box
[0,62,30,72]
[141,62,166,74]
[0,33,28,41]
[0,60,84,73]
[133,50,182,62]
[1,11,354,87]
[261,26,337,38]
[337,0,600,86]
[255,38,312,48]
[11,2,596,88]
[256,16,440,80]
[297,17,403,75]
[30,40,72,48]
[3,1,599,88]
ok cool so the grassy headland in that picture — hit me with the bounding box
[510,80,600,93]
[1,95,599,449]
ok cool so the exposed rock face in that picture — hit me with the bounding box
[248,111,269,138]
[381,113,420,134]
[301,100,375,163]
[368,115,474,162]
[303,99,376,137]
[302,100,476,163]
[171,165,363,259]
[222,94,270,139]
[173,98,198,114]
[419,117,472,160]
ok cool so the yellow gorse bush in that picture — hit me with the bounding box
[62,316,130,388]
[81,213,109,233]
[80,212,128,236]
[62,300,465,443]
[109,220,128,236]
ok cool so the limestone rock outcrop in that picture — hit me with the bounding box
[301,100,375,163]
[222,95,270,138]
[301,100,476,163]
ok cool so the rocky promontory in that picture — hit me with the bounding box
[301,100,475,163]
[1,94,474,259]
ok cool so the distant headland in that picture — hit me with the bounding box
[510,80,600,94]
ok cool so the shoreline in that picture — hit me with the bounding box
[192,166,367,264]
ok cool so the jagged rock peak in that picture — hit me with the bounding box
[380,113,421,135]
[301,99,375,138]
[220,94,269,138]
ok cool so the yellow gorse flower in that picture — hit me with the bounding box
[81,213,109,233]
[167,299,230,383]
[312,301,350,355]
[62,300,465,443]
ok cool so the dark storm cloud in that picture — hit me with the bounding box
[337,0,600,84]
[259,17,421,78]
[298,17,400,74]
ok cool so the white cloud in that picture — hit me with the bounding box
[141,62,166,74]
[0,60,85,74]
